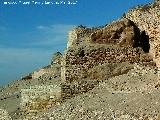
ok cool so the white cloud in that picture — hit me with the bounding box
[36,24,75,34]
[31,24,76,46]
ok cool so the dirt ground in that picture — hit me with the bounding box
[18,64,160,120]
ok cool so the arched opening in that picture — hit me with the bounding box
[140,31,150,53]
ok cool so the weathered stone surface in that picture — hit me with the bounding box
[61,18,155,84]
[51,52,62,65]
[20,85,61,112]
[32,69,47,79]
[61,80,99,100]
[67,27,97,49]
[91,18,140,47]
[125,2,160,67]
[0,109,11,120]
[34,64,159,120]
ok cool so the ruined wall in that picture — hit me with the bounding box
[67,29,78,49]
[67,27,97,49]
[32,69,46,79]
[61,80,99,100]
[90,18,140,47]
[63,46,154,83]
[61,27,97,83]
[61,18,155,84]
[125,3,160,67]
[21,85,61,113]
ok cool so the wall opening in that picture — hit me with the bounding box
[140,31,150,53]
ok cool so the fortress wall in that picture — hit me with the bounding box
[126,4,160,67]
[60,18,157,100]
[61,80,99,100]
[67,29,78,49]
[62,46,154,83]
[61,18,156,84]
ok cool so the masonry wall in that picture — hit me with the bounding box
[62,19,156,84]
[61,80,99,100]
[126,3,160,67]
[63,45,154,83]
[21,85,61,112]
[32,69,46,79]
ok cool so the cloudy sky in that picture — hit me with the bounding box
[0,0,153,86]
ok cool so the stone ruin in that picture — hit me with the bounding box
[19,53,62,115]
[62,18,155,83]
[61,18,156,99]
[20,18,157,114]
[20,85,61,115]
[125,2,160,67]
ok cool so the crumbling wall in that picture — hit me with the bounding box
[20,85,61,113]
[90,19,140,47]
[63,46,154,83]
[32,69,46,79]
[67,27,97,49]
[125,3,160,67]
[62,18,155,84]
[61,80,99,100]
[67,29,78,49]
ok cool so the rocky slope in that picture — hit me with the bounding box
[32,65,160,120]
[0,1,160,120]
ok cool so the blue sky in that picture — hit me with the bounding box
[0,0,153,86]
